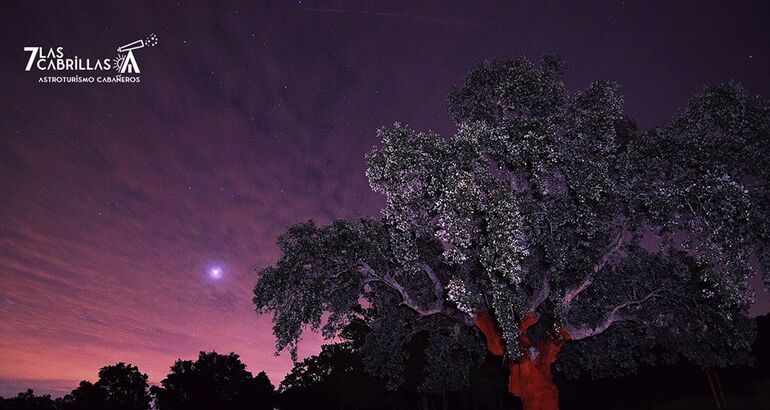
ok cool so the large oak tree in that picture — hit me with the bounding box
[253,56,769,410]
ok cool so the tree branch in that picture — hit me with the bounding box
[593,228,628,274]
[526,273,551,312]
[566,288,661,340]
[359,263,422,310]
[419,262,444,301]
[358,262,472,325]
[562,228,628,311]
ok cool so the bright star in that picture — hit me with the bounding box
[209,267,223,279]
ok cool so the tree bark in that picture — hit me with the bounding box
[475,312,570,410]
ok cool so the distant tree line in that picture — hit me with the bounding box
[1,315,768,410]
[0,352,275,410]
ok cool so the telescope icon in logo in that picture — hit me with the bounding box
[115,34,158,74]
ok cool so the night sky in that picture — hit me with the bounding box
[1,0,769,398]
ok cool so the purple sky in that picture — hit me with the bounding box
[1,0,769,398]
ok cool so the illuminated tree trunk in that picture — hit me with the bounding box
[475,312,570,410]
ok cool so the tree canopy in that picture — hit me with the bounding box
[150,351,275,410]
[59,363,151,410]
[253,57,770,399]
[0,390,57,410]
[256,60,770,410]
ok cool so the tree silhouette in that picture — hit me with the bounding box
[279,318,516,410]
[59,363,150,410]
[280,342,388,410]
[151,351,275,410]
[254,56,769,410]
[0,390,56,410]
[58,381,106,410]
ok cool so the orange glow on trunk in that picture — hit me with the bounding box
[475,312,571,410]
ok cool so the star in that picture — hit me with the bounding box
[209,267,223,279]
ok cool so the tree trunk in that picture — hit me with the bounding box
[475,312,570,410]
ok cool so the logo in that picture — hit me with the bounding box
[114,34,158,74]
[24,34,158,84]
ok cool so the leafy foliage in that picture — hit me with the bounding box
[151,351,275,410]
[279,321,513,410]
[280,342,387,409]
[59,363,151,410]
[254,56,769,391]
[0,390,57,410]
